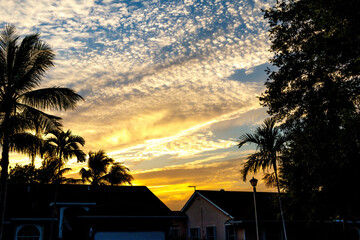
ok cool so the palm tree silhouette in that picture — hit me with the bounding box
[238,117,288,240]
[0,25,83,239]
[80,150,133,186]
[45,129,86,165]
[80,150,115,186]
[106,162,133,186]
[45,129,85,239]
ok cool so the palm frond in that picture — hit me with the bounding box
[9,132,42,157]
[240,152,265,181]
[0,25,18,75]
[21,87,83,111]
[74,150,86,163]
[238,117,287,183]
[263,172,277,188]
[66,134,85,147]
[0,114,33,134]
[44,135,60,146]
[41,140,56,158]
[105,162,133,186]
[80,168,92,183]
[13,33,42,90]
[238,133,261,148]
[16,41,55,92]
[0,25,18,53]
[62,149,86,163]
[18,104,62,133]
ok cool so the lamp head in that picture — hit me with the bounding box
[250,177,258,187]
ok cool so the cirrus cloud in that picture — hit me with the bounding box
[3,0,276,209]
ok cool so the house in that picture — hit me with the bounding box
[181,190,360,240]
[181,190,283,240]
[4,184,185,240]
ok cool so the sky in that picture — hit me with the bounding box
[1,0,277,210]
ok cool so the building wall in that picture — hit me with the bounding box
[236,228,245,240]
[184,195,231,240]
[172,218,188,240]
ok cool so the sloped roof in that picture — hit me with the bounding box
[6,184,172,219]
[182,190,279,221]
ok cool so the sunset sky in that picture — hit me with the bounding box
[1,0,277,210]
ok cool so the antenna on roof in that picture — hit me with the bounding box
[188,186,196,191]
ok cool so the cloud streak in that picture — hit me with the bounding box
[2,0,276,209]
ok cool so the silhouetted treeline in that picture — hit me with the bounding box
[239,0,359,238]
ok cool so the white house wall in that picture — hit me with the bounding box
[184,194,232,240]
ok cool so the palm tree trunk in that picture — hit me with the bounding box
[273,163,288,240]
[0,128,10,240]
[31,124,42,166]
[50,152,62,240]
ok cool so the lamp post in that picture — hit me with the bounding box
[250,177,260,240]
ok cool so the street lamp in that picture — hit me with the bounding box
[250,177,260,240]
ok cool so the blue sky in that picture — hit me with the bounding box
[2,0,276,209]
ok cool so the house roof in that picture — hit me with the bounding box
[182,190,279,221]
[6,184,172,219]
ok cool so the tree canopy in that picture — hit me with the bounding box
[8,158,78,185]
[260,0,360,222]
[261,0,359,123]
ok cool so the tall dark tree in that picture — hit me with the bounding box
[0,25,83,239]
[261,0,360,223]
[261,0,360,122]
[238,117,288,239]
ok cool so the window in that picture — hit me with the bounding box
[17,225,41,240]
[225,225,236,240]
[190,227,200,240]
[206,226,216,240]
